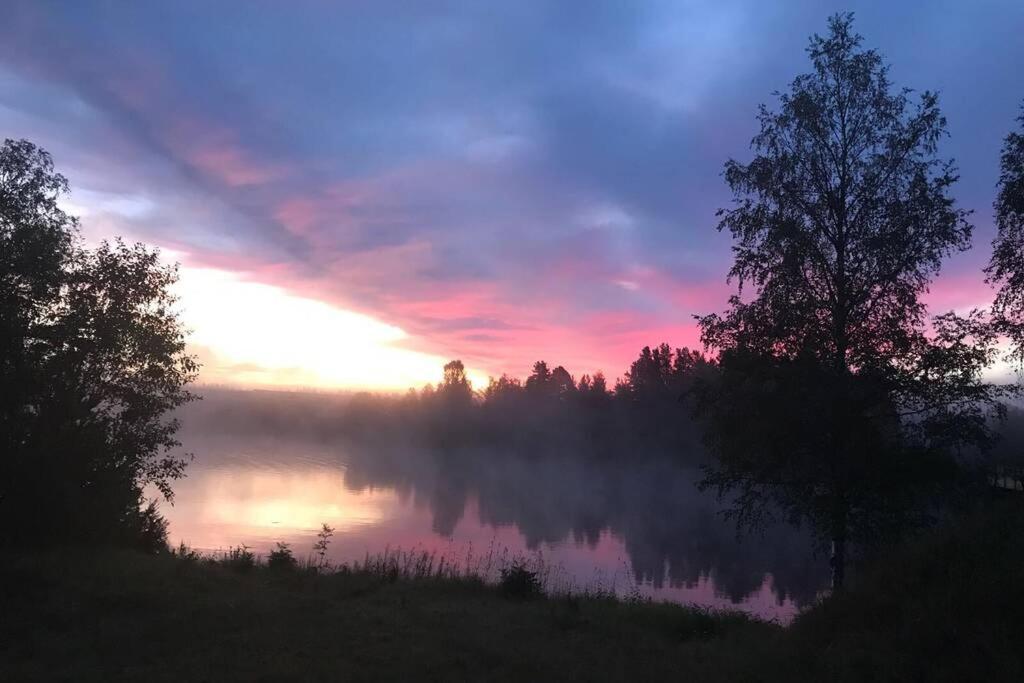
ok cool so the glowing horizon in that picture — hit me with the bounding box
[175,265,490,392]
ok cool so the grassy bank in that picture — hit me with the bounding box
[785,496,1024,683]
[0,549,779,682]
[2,499,1022,682]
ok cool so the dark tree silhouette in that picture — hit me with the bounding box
[440,359,472,402]
[577,371,609,399]
[549,365,576,399]
[483,373,523,403]
[617,344,710,403]
[697,15,1005,589]
[525,360,553,396]
[986,103,1024,362]
[617,344,675,401]
[0,139,197,548]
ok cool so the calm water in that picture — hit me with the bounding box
[163,428,827,622]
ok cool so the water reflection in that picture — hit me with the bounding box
[170,466,397,546]
[162,431,827,622]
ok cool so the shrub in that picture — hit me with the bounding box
[172,542,201,563]
[267,543,297,571]
[499,562,542,600]
[221,546,256,573]
[313,524,334,568]
[124,500,170,554]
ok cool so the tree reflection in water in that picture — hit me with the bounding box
[166,428,828,619]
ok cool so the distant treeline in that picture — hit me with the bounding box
[183,345,1024,488]
[185,344,713,458]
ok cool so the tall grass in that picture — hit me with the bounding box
[173,536,664,606]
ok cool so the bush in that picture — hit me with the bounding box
[267,543,297,571]
[124,500,170,554]
[499,563,542,600]
[221,546,256,573]
[171,542,202,563]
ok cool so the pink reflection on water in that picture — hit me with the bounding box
[161,447,805,624]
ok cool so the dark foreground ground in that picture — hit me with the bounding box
[3,500,1022,682]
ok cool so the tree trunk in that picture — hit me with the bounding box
[830,535,846,591]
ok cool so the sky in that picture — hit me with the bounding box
[1,1,1022,390]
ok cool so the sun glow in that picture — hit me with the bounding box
[175,266,483,391]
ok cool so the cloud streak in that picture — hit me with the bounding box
[2,1,1022,386]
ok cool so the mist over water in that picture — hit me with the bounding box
[164,395,828,622]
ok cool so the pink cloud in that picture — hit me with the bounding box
[274,197,321,236]
[173,229,723,383]
[12,34,745,384]
[187,143,288,187]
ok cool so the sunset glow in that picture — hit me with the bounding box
[3,2,1020,390]
[176,266,488,391]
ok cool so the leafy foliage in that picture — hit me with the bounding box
[696,15,1006,586]
[0,139,197,548]
[440,359,473,405]
[222,545,256,573]
[986,103,1024,362]
[267,542,298,571]
[313,523,334,567]
[700,14,972,365]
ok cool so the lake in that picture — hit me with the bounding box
[162,409,828,623]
